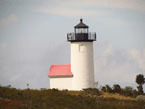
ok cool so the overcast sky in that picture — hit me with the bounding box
[0,0,145,90]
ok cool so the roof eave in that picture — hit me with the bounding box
[48,75,73,78]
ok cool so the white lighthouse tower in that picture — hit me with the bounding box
[67,19,96,90]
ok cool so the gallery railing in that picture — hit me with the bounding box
[67,32,96,42]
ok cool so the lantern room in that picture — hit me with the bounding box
[74,19,89,34]
[67,19,96,42]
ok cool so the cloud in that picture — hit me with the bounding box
[34,0,145,17]
[102,18,132,26]
[94,41,145,89]
[35,8,97,16]
[35,8,111,17]
[84,0,145,12]
[0,42,9,59]
[34,0,111,16]
[103,43,114,56]
[0,40,70,89]
[0,14,18,30]
[129,48,145,71]
[9,74,21,82]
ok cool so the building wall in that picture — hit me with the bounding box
[50,77,72,90]
[71,42,94,90]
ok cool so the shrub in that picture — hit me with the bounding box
[106,85,113,93]
[101,86,106,92]
[82,88,102,96]
[113,84,121,93]
[51,88,59,91]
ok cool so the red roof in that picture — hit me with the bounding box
[48,64,73,77]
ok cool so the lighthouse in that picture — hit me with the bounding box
[48,19,96,90]
[67,19,96,90]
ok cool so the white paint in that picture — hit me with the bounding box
[71,42,95,90]
[50,77,72,90]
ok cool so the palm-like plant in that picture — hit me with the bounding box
[136,74,145,94]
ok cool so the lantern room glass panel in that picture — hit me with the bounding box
[75,28,88,33]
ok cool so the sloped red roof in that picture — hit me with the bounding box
[48,64,73,77]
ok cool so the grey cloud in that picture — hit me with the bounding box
[94,41,145,90]
[0,39,70,89]
[0,14,18,31]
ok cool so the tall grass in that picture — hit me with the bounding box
[0,86,145,109]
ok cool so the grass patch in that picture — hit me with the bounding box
[0,87,144,109]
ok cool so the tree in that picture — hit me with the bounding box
[101,86,106,92]
[113,84,121,93]
[105,85,113,93]
[124,86,133,96]
[136,74,145,94]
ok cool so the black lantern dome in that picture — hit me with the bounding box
[67,19,96,42]
[74,19,88,28]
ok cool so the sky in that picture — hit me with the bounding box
[0,0,145,90]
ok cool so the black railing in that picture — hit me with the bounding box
[67,32,96,42]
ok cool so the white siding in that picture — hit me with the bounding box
[50,77,72,90]
[71,42,94,90]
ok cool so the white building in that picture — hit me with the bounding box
[48,19,96,90]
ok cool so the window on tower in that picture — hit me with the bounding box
[79,44,85,52]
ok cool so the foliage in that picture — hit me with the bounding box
[136,74,145,86]
[101,86,106,92]
[137,86,144,94]
[101,84,140,98]
[0,86,145,109]
[136,74,145,94]
[121,86,134,97]
[82,88,102,96]
[105,85,113,93]
[113,84,121,93]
